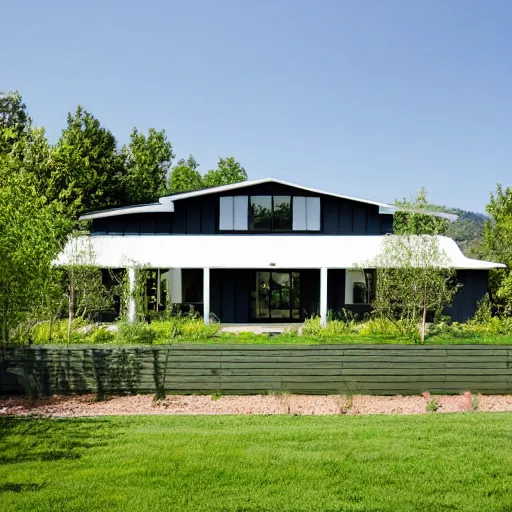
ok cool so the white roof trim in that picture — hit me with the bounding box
[161,177,393,209]
[79,177,458,222]
[380,205,458,222]
[55,235,505,270]
[79,201,174,221]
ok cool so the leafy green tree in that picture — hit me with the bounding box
[122,127,174,204]
[0,154,63,344]
[365,235,459,343]
[0,91,31,155]
[63,236,115,339]
[0,93,56,204]
[16,127,54,196]
[168,155,202,194]
[202,156,247,188]
[394,187,448,235]
[50,106,125,218]
[484,184,512,312]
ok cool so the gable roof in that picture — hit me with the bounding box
[161,177,392,208]
[79,177,458,221]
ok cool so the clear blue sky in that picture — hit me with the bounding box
[3,0,511,212]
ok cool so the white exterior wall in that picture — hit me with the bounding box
[56,235,505,271]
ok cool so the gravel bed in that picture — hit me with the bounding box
[1,392,512,417]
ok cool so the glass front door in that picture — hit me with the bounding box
[251,271,300,321]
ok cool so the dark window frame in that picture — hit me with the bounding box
[352,269,376,305]
[250,270,301,322]
[249,195,293,232]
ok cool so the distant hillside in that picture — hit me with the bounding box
[393,189,488,258]
[435,206,487,258]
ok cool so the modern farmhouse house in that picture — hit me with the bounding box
[57,178,504,325]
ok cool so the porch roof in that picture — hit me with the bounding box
[55,235,505,271]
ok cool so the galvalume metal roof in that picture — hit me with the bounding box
[79,177,459,222]
[55,235,504,270]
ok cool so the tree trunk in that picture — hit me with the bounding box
[1,301,8,350]
[68,281,74,342]
[421,283,427,344]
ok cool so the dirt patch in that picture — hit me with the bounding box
[1,391,510,417]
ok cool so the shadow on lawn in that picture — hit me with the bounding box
[0,416,120,465]
[0,483,45,493]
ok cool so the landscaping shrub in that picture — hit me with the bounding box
[150,317,220,341]
[359,317,420,342]
[117,322,157,344]
[302,317,353,337]
[302,316,418,341]
[29,318,92,344]
[426,396,441,412]
[357,317,403,336]
[89,328,116,344]
[180,318,219,339]
[429,316,512,338]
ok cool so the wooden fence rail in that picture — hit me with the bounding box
[1,344,512,396]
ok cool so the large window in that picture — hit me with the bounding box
[249,196,292,231]
[181,269,203,304]
[251,271,300,321]
[351,270,376,304]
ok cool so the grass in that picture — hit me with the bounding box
[2,414,512,511]
[192,332,512,344]
[25,317,512,346]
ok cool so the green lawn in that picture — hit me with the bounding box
[2,414,512,511]
[27,333,512,346]
[212,332,512,344]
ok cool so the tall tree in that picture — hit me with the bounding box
[17,126,54,197]
[0,91,31,155]
[50,106,125,218]
[365,235,459,343]
[484,184,512,312]
[167,155,202,194]
[122,127,174,204]
[0,154,63,343]
[394,187,448,235]
[202,156,247,188]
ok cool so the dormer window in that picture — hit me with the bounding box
[249,196,292,231]
[219,194,320,232]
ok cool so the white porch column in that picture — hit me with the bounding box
[168,268,182,304]
[203,267,210,324]
[127,267,136,323]
[320,267,328,327]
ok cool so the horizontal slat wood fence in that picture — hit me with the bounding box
[1,344,512,396]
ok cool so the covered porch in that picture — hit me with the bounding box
[56,234,504,325]
[159,267,372,326]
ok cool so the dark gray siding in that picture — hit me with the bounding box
[446,270,489,322]
[90,182,393,236]
[210,270,251,323]
[300,269,320,318]
[380,214,394,234]
[327,269,345,311]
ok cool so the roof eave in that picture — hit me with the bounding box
[160,177,393,209]
[79,202,174,221]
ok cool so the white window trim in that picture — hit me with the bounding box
[220,196,248,231]
[293,196,321,231]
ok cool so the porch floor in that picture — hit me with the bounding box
[219,323,302,335]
